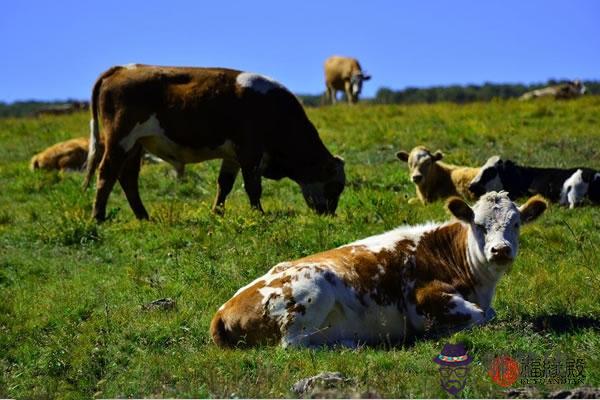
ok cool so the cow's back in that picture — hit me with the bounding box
[324,56,361,88]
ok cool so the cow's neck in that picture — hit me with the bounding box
[422,163,457,199]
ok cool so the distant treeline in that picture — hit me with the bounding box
[2,80,599,117]
[298,79,600,107]
[0,99,86,118]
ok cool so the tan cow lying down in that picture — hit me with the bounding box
[30,136,183,177]
[30,137,89,171]
[519,80,586,100]
[396,146,480,204]
[84,64,345,221]
[211,192,547,347]
[324,56,371,104]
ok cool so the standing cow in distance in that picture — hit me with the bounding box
[324,56,371,104]
[84,64,346,221]
[519,80,586,100]
[211,191,547,347]
[469,156,600,208]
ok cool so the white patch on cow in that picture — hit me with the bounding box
[470,156,504,193]
[120,114,164,152]
[345,222,438,253]
[236,72,285,94]
[123,63,137,70]
[560,169,588,209]
[121,114,237,163]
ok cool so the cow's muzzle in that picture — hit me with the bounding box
[490,245,513,264]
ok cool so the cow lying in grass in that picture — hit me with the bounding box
[30,136,184,177]
[30,137,89,171]
[519,80,586,101]
[469,156,600,208]
[84,65,345,221]
[211,191,547,347]
[396,146,480,204]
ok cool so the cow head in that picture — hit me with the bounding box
[447,192,547,269]
[396,146,444,185]
[301,156,346,215]
[350,72,371,99]
[571,79,586,95]
[468,156,505,197]
[560,169,598,208]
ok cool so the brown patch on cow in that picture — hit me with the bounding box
[211,279,282,347]
[288,240,415,307]
[414,280,471,325]
[30,137,89,171]
[410,222,476,322]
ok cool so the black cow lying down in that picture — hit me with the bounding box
[469,156,600,208]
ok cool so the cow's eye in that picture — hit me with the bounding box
[514,222,520,229]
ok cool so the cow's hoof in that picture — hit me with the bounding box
[212,205,225,216]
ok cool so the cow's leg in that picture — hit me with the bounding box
[93,143,127,222]
[212,159,240,214]
[118,144,149,220]
[326,86,336,104]
[415,281,485,332]
[241,166,263,212]
[344,81,355,104]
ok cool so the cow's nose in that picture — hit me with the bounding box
[412,175,422,183]
[491,245,512,262]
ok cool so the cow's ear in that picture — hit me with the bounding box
[519,195,547,223]
[396,151,409,162]
[433,150,444,161]
[362,74,371,81]
[447,197,474,223]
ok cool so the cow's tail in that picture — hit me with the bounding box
[83,66,120,190]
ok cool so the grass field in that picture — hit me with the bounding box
[1,97,599,398]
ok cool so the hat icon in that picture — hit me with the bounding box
[433,343,473,366]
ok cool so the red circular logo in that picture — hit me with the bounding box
[488,356,520,387]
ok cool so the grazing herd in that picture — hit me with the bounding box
[27,60,597,348]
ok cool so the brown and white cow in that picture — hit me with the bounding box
[396,146,480,204]
[324,56,371,104]
[211,191,547,347]
[83,64,346,221]
[30,137,89,171]
[519,80,586,100]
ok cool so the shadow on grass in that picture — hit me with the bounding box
[528,314,600,334]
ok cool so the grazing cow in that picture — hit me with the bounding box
[211,191,547,347]
[396,146,480,204]
[30,137,89,171]
[83,64,345,221]
[469,156,600,208]
[324,56,371,104]
[519,80,586,100]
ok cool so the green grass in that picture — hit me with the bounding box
[1,97,599,398]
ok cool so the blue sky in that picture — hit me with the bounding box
[1,0,598,102]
